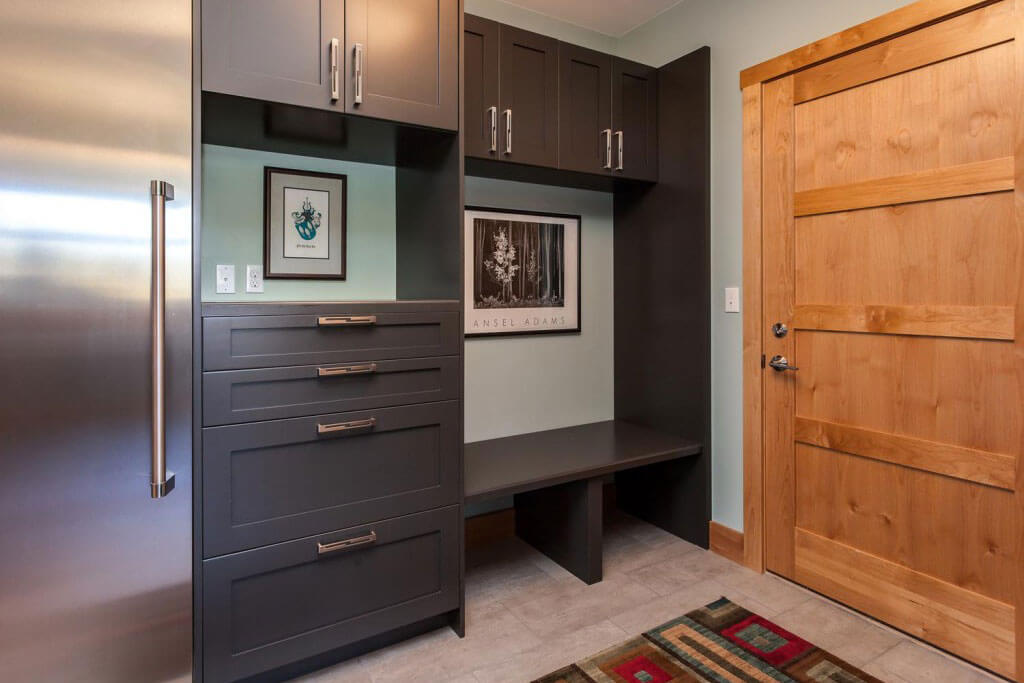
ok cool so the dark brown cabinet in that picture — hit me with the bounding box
[558,44,613,174]
[612,58,659,181]
[202,0,345,112]
[499,25,560,167]
[345,0,459,130]
[464,15,500,158]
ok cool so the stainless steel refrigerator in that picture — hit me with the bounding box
[0,1,194,680]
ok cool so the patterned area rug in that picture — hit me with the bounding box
[534,597,881,682]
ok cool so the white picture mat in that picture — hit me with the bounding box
[283,187,330,259]
[464,209,580,335]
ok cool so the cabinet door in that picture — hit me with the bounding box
[464,15,501,159]
[558,43,613,174]
[345,0,459,130]
[499,25,559,168]
[612,58,659,181]
[202,0,344,111]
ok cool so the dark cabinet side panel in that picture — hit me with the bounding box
[612,58,659,181]
[345,0,459,130]
[558,43,612,175]
[499,25,559,168]
[202,507,460,682]
[464,15,501,159]
[202,0,344,111]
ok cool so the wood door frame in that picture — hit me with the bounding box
[741,1,1024,679]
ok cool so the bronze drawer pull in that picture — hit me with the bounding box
[317,315,377,326]
[317,363,377,377]
[317,531,377,556]
[317,417,377,435]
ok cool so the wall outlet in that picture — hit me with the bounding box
[724,287,740,313]
[216,264,236,294]
[246,265,264,293]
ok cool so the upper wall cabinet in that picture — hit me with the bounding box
[345,0,459,130]
[203,0,345,112]
[202,0,459,131]
[464,15,500,159]
[612,59,658,182]
[499,26,559,167]
[558,44,613,174]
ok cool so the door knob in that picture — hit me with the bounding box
[768,355,799,372]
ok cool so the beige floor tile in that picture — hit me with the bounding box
[714,569,813,617]
[863,641,1004,683]
[770,597,903,668]
[609,577,727,634]
[626,547,746,596]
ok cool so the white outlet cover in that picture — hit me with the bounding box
[724,287,740,313]
[216,264,235,294]
[246,264,264,293]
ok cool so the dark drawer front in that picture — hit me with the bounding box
[203,402,460,557]
[203,506,460,683]
[203,356,460,426]
[203,311,460,370]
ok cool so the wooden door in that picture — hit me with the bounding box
[611,58,658,181]
[558,43,613,174]
[498,25,559,168]
[760,1,1021,677]
[345,0,459,130]
[464,14,500,159]
[202,0,344,112]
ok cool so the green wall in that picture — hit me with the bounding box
[201,144,397,302]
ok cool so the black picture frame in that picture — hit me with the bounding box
[263,166,347,280]
[465,206,582,338]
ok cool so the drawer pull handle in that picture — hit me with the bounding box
[318,531,377,556]
[318,363,377,377]
[317,417,377,435]
[318,315,377,327]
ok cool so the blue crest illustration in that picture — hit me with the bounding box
[291,197,322,241]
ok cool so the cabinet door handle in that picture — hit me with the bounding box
[318,531,377,556]
[615,131,624,171]
[504,108,512,155]
[488,106,497,153]
[317,363,377,377]
[353,42,364,105]
[329,38,340,101]
[317,417,377,435]
[149,181,175,499]
[601,129,612,169]
[317,315,377,326]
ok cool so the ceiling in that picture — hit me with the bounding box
[497,0,685,37]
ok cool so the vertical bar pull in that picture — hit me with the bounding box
[504,109,512,155]
[488,106,498,153]
[353,42,364,105]
[615,131,624,171]
[149,181,175,499]
[601,129,612,169]
[330,38,340,101]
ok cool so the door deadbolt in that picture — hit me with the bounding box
[772,322,788,338]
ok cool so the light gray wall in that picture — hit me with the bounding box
[465,0,617,53]
[464,177,615,444]
[616,0,912,531]
[201,144,397,302]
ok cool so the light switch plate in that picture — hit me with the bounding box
[246,264,264,293]
[216,264,235,294]
[724,287,740,313]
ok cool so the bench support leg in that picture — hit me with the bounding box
[514,477,603,585]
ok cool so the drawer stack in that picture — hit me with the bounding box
[200,301,463,683]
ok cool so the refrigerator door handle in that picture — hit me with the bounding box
[150,180,175,499]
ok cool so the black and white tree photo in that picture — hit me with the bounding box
[473,219,565,309]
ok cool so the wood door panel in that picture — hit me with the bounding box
[796,331,1022,456]
[796,193,1016,308]
[794,42,1014,191]
[794,443,1016,603]
[794,529,1015,678]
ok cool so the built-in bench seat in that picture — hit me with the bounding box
[465,420,702,584]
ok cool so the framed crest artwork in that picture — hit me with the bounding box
[263,167,347,279]
[465,207,581,337]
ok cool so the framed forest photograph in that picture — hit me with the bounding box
[464,207,581,337]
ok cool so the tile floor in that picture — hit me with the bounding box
[296,512,1005,683]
